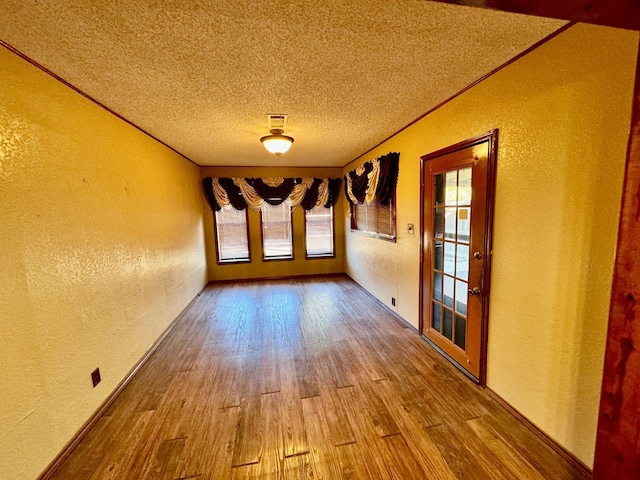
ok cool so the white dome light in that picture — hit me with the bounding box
[260,129,294,157]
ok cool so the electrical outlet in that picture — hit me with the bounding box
[91,368,101,387]
[391,297,396,306]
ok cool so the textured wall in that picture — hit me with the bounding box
[201,167,345,281]
[343,23,638,467]
[0,47,207,479]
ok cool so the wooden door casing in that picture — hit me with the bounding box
[420,130,498,384]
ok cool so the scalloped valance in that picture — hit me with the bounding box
[202,177,342,211]
[344,152,399,207]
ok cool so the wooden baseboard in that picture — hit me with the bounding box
[209,271,348,285]
[422,334,481,384]
[37,289,204,480]
[344,273,418,333]
[485,388,592,477]
[390,309,419,333]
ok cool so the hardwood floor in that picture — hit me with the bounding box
[49,275,589,479]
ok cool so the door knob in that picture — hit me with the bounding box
[468,287,481,296]
[473,251,482,259]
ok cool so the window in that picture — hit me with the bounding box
[350,196,396,240]
[261,202,293,260]
[305,205,334,258]
[214,207,250,263]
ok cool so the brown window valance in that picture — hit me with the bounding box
[344,152,399,207]
[202,177,342,212]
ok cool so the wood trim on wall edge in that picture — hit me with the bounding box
[485,387,592,477]
[209,271,347,285]
[344,273,418,333]
[36,288,206,480]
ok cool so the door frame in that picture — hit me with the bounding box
[419,130,499,386]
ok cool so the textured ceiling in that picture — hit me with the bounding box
[0,1,567,167]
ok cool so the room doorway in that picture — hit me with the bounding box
[420,131,498,384]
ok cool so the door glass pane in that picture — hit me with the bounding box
[434,174,445,206]
[429,165,477,356]
[434,208,444,238]
[445,171,458,206]
[445,207,456,240]
[443,275,454,308]
[456,244,469,281]
[443,308,453,340]
[455,280,468,316]
[458,167,472,205]
[434,241,443,271]
[433,272,443,301]
[443,242,455,276]
[457,207,470,243]
[432,302,441,332]
[454,315,466,350]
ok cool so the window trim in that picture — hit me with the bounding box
[260,203,295,262]
[349,192,397,242]
[304,205,336,259]
[213,207,251,265]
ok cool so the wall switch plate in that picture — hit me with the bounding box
[91,368,101,387]
[408,223,414,234]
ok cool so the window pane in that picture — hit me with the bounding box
[445,207,456,240]
[443,242,455,276]
[377,201,393,236]
[433,240,443,271]
[433,272,442,302]
[351,198,396,239]
[215,207,250,262]
[305,206,334,257]
[432,302,441,332]
[434,208,444,239]
[261,203,293,259]
[458,168,472,205]
[368,202,379,233]
[457,207,471,243]
[455,280,468,316]
[434,174,445,206]
[443,275,454,308]
[355,202,368,231]
[445,171,457,206]
[454,315,466,350]
[443,308,453,340]
[456,244,469,281]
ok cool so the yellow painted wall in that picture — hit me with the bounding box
[0,47,208,478]
[343,23,638,467]
[201,167,345,281]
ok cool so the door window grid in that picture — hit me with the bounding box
[431,167,472,351]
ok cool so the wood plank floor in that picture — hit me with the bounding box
[50,275,589,479]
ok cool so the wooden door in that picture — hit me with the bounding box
[420,131,497,383]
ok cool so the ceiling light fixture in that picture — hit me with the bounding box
[261,128,294,157]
